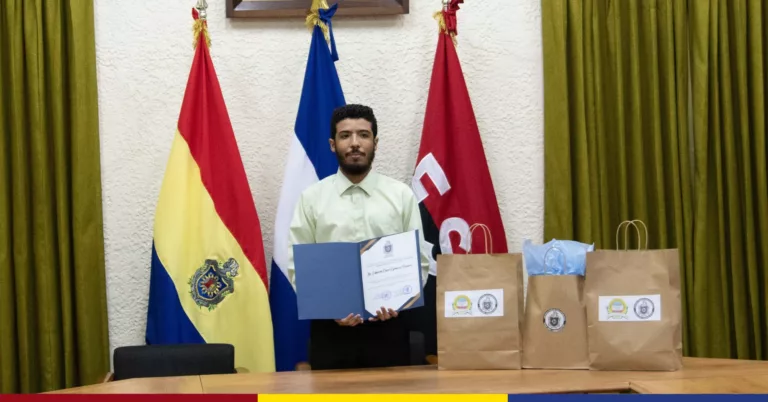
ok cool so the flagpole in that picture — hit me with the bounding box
[192,0,211,48]
[195,0,208,20]
[435,0,460,44]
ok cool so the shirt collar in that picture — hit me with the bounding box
[334,169,377,196]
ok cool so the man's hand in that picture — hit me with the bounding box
[335,313,363,326]
[369,307,398,322]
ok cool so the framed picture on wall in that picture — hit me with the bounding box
[226,0,409,18]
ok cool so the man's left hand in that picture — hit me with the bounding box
[369,307,398,322]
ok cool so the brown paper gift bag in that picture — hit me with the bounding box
[522,247,589,369]
[585,220,683,371]
[436,224,524,370]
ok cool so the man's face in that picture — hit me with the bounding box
[330,118,377,175]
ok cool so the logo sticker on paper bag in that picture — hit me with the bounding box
[478,293,499,314]
[543,308,566,332]
[450,294,472,316]
[598,294,661,321]
[445,289,504,318]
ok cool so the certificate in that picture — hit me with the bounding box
[360,231,423,316]
[293,230,424,320]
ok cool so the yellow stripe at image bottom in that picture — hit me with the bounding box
[259,395,508,402]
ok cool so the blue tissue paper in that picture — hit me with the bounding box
[522,238,594,276]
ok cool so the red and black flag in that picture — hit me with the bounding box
[409,0,508,358]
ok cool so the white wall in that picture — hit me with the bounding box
[95,0,543,355]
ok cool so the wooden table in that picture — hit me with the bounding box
[49,375,204,394]
[48,358,768,394]
[630,374,768,394]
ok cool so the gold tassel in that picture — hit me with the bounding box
[433,11,446,34]
[433,10,457,46]
[306,0,331,43]
[193,18,211,49]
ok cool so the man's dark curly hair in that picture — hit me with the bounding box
[330,104,378,139]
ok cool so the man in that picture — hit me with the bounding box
[287,104,430,370]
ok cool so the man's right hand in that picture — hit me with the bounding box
[335,313,363,327]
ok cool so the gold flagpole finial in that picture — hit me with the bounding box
[193,0,211,48]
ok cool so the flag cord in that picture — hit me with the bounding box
[306,0,331,41]
[305,0,340,61]
[434,0,463,45]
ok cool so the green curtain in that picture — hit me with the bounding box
[0,0,110,393]
[542,0,694,350]
[544,0,768,361]
[689,0,767,360]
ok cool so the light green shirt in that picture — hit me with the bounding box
[287,169,430,290]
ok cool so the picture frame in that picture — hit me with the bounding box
[226,0,409,18]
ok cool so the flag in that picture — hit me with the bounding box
[409,0,508,358]
[269,1,345,371]
[145,8,275,373]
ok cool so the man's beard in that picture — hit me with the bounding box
[336,148,375,175]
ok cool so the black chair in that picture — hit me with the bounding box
[110,344,236,381]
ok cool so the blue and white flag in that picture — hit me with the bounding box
[269,4,345,372]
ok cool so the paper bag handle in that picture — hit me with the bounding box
[467,223,493,254]
[615,220,649,251]
[543,245,567,274]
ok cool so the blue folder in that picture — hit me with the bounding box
[293,231,424,320]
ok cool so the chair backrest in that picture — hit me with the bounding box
[113,344,236,381]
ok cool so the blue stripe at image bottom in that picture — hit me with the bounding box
[508,395,768,401]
